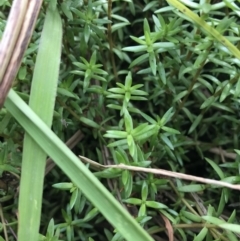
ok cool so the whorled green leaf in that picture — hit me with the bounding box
[132,124,157,141]
[177,184,206,192]
[181,210,202,222]
[70,188,79,210]
[52,182,73,190]
[83,207,99,222]
[200,96,216,109]
[104,130,128,139]
[161,126,180,134]
[123,198,142,205]
[124,109,133,132]
[124,171,133,198]
[188,114,203,134]
[141,181,148,201]
[79,116,100,129]
[173,90,188,103]
[145,201,168,209]
[216,190,225,217]
[61,2,73,20]
[122,169,129,185]
[205,158,224,179]
[202,216,225,225]
[138,204,146,217]
[160,134,174,150]
[149,52,156,75]
[220,83,232,102]
[129,53,149,68]
[193,227,208,241]
[161,107,174,125]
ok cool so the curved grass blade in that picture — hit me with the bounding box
[166,0,240,60]
[5,89,154,241]
[5,89,153,241]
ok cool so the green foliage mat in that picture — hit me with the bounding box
[0,0,240,240]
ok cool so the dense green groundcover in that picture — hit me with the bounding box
[1,0,240,240]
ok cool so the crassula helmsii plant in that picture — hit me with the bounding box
[0,0,240,240]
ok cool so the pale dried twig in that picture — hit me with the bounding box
[0,0,29,83]
[79,155,240,190]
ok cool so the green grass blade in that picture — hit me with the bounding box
[18,7,62,241]
[166,0,240,60]
[5,89,154,241]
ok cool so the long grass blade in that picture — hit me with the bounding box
[18,7,62,241]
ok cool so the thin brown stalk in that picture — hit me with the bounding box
[210,147,236,160]
[107,0,117,82]
[45,130,84,175]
